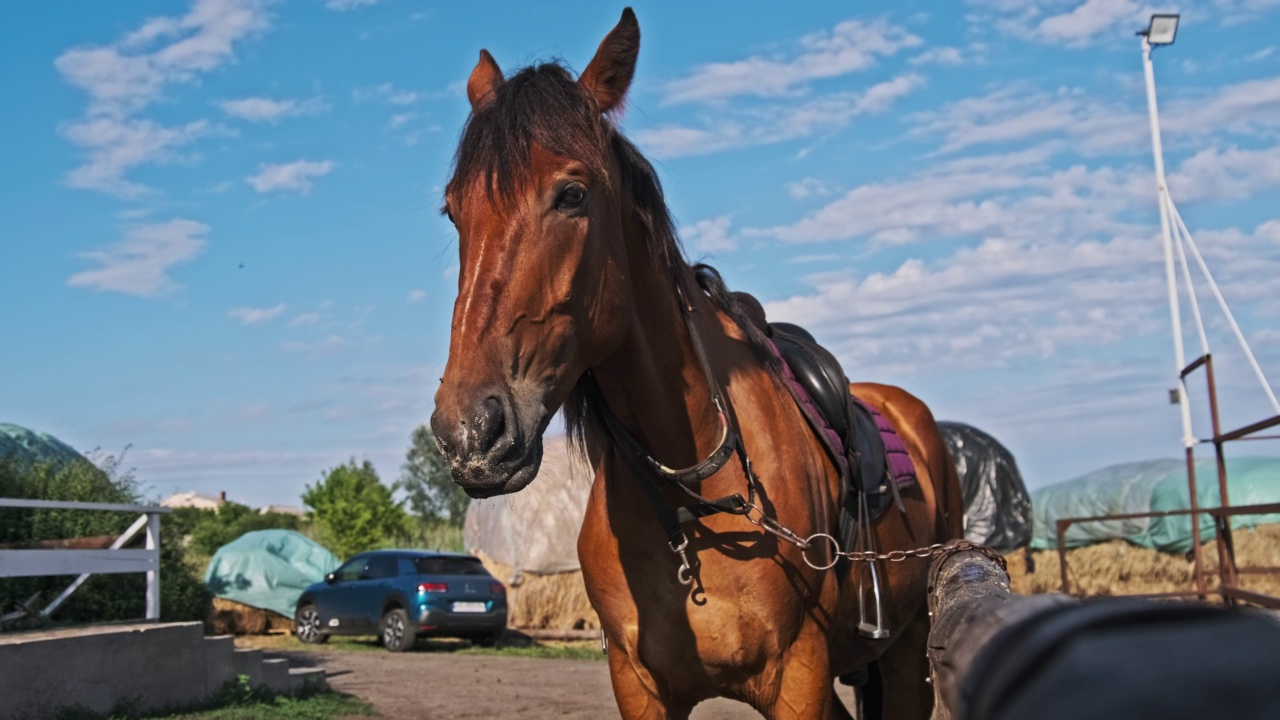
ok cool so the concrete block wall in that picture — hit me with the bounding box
[0,622,326,719]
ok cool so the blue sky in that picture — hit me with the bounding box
[3,0,1279,508]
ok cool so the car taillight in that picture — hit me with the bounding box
[489,582,505,595]
[418,582,448,594]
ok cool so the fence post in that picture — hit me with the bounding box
[146,511,161,620]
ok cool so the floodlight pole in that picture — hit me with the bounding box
[1141,35,1195,450]
[1141,30,1209,600]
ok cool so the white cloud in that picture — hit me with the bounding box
[682,216,737,254]
[288,312,322,327]
[280,334,351,355]
[245,160,335,194]
[388,112,415,129]
[662,19,921,105]
[970,0,1153,47]
[219,96,327,122]
[759,146,1151,246]
[407,289,426,303]
[67,219,208,297]
[1167,76,1280,138]
[229,303,286,325]
[1035,0,1144,46]
[353,83,419,105]
[61,117,219,197]
[908,47,966,66]
[635,74,924,158]
[56,0,270,117]
[1167,144,1280,202]
[908,76,1280,156]
[763,232,1167,375]
[325,0,378,10]
[788,177,834,199]
[55,0,271,195]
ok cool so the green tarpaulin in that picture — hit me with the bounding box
[204,529,341,618]
[1030,456,1280,552]
[0,423,89,470]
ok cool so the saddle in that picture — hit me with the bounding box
[726,288,915,573]
[769,321,902,560]
[770,322,888,497]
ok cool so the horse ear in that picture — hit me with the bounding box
[578,8,640,114]
[467,49,503,110]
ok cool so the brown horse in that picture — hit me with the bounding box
[430,9,962,719]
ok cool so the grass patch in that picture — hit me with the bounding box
[57,676,373,720]
[451,639,602,661]
[238,633,603,661]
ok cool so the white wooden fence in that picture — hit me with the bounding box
[0,499,170,620]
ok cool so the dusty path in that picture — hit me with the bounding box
[268,644,856,719]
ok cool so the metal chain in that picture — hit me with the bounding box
[742,503,1008,574]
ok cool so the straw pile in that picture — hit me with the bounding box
[1005,523,1280,598]
[207,597,293,635]
[473,549,600,630]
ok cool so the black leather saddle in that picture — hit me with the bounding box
[769,322,887,496]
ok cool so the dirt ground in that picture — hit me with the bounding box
[258,641,857,719]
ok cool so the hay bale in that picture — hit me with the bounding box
[1005,523,1280,598]
[208,596,293,635]
[473,549,599,630]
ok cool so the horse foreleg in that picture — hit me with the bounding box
[606,643,691,720]
[874,606,933,720]
[764,633,833,720]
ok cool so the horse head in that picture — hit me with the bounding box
[431,10,642,498]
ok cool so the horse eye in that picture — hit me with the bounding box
[557,184,587,212]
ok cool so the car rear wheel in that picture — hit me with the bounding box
[381,607,415,652]
[295,604,328,644]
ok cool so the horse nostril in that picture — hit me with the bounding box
[476,396,507,449]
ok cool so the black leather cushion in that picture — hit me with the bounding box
[771,323,850,441]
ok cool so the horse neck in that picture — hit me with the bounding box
[588,224,729,472]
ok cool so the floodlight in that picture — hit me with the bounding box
[1141,14,1180,46]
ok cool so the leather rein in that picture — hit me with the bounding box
[590,276,761,586]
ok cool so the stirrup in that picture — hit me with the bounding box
[857,560,890,640]
[855,491,890,640]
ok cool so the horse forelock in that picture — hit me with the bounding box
[447,63,611,208]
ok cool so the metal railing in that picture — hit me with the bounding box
[0,499,170,621]
[1054,353,1280,609]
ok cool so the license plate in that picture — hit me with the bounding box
[452,601,487,613]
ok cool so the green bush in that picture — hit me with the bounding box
[0,453,211,625]
[302,459,406,560]
[382,517,465,553]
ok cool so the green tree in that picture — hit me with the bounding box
[184,502,301,557]
[400,425,469,525]
[302,459,406,559]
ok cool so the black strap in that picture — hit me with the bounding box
[587,274,762,547]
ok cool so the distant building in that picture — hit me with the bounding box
[161,490,226,510]
[258,504,305,516]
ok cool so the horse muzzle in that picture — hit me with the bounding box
[429,390,546,498]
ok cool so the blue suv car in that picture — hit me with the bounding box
[294,549,508,652]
